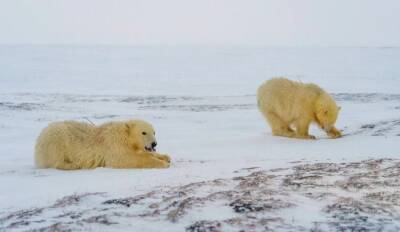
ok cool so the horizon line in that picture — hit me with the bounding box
[0,43,399,49]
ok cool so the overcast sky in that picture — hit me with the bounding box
[1,0,399,46]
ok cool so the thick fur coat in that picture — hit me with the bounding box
[35,120,170,169]
[257,78,341,139]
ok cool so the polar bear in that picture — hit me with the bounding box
[34,119,171,170]
[257,78,341,139]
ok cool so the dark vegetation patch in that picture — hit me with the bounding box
[2,159,400,231]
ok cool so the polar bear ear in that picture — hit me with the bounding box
[124,122,136,136]
[124,124,131,136]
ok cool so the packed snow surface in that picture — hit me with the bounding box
[0,46,399,231]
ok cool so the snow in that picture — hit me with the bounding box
[0,46,399,231]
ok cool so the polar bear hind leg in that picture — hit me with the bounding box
[53,161,80,170]
[264,111,295,138]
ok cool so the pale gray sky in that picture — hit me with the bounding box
[1,0,399,46]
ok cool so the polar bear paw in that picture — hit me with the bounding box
[154,154,171,163]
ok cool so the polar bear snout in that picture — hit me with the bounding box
[145,141,157,152]
[152,142,157,148]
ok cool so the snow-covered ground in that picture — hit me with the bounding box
[0,46,399,231]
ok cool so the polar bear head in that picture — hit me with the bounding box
[314,93,340,132]
[125,120,157,152]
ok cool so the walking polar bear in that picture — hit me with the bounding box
[35,120,171,170]
[257,78,342,139]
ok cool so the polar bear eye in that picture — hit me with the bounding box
[142,132,147,135]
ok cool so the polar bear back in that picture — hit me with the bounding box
[257,77,323,122]
[34,121,96,169]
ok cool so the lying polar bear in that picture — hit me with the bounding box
[35,119,171,170]
[257,77,342,139]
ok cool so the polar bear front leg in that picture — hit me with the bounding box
[294,119,316,140]
[135,151,170,168]
[152,153,171,163]
[107,152,170,169]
